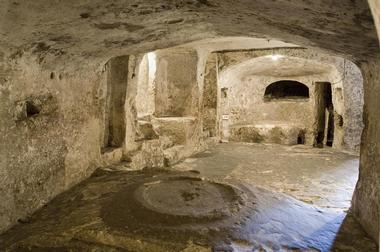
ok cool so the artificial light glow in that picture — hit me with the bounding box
[147,52,157,83]
[266,54,284,61]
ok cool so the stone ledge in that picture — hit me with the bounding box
[229,121,306,145]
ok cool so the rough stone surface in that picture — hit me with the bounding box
[0,53,105,234]
[0,169,376,252]
[0,0,379,246]
[0,0,378,63]
[352,58,380,244]
[175,143,360,212]
[152,117,197,146]
[229,123,306,145]
[136,54,154,118]
[369,0,380,39]
[217,48,364,151]
[130,140,166,170]
[154,49,199,117]
[202,54,218,138]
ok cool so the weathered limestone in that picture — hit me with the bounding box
[154,49,199,117]
[175,143,360,211]
[202,54,218,138]
[0,167,376,251]
[216,49,364,152]
[352,58,380,244]
[136,54,153,118]
[0,0,379,246]
[124,47,207,170]
[121,50,205,170]
[369,0,380,38]
[0,54,106,233]
[102,56,128,152]
[340,61,365,151]
[152,117,197,146]
[0,0,377,61]
[130,140,165,170]
[229,123,306,145]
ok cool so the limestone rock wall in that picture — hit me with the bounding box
[341,60,365,152]
[0,0,378,244]
[352,58,380,244]
[154,49,199,117]
[128,48,206,168]
[0,53,106,233]
[202,53,218,138]
[219,74,319,145]
[136,54,152,118]
[215,49,363,151]
[0,48,208,234]
[366,0,380,245]
[369,0,380,39]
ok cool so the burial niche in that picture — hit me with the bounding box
[264,80,309,101]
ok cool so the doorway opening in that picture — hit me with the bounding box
[297,130,306,144]
[102,56,129,153]
[314,82,334,148]
[202,54,218,138]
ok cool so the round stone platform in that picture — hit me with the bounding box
[101,173,249,233]
[134,176,243,220]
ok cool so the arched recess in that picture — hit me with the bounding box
[264,80,310,101]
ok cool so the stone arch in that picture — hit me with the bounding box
[264,80,310,101]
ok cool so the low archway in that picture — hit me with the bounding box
[264,80,310,101]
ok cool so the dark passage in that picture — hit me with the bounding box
[102,56,129,152]
[25,101,41,117]
[314,82,334,147]
[297,130,306,144]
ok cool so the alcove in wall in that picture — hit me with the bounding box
[264,80,310,101]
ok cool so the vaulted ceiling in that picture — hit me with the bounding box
[0,0,378,66]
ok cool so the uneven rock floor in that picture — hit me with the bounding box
[0,143,377,251]
[175,142,360,212]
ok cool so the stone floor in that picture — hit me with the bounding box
[174,142,360,212]
[0,143,377,252]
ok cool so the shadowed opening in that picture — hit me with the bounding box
[264,80,310,101]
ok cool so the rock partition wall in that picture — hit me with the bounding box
[0,53,107,234]
[0,48,206,235]
[202,53,218,138]
[352,58,380,244]
[154,49,199,117]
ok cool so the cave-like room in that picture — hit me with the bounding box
[1,1,380,251]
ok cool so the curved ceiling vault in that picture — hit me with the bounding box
[219,56,336,83]
[0,0,378,66]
